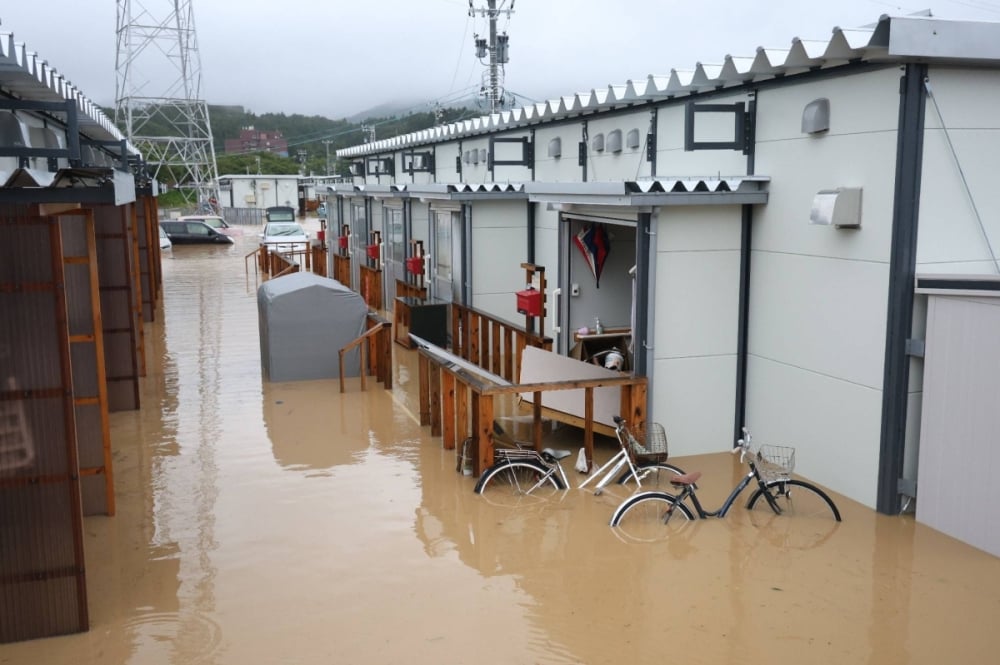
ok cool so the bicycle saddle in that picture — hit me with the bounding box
[542,448,573,462]
[669,471,702,487]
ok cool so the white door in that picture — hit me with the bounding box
[383,206,404,310]
[431,207,463,304]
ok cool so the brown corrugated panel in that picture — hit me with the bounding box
[60,212,114,517]
[1,206,89,643]
[94,205,140,412]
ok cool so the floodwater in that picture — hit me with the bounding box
[3,229,1000,665]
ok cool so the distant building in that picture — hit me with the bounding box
[224,126,289,157]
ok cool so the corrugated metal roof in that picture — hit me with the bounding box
[337,14,1000,159]
[0,30,138,153]
[524,176,769,206]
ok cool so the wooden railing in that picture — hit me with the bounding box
[395,278,426,300]
[333,254,350,284]
[311,245,327,277]
[451,303,552,383]
[248,245,324,279]
[416,343,647,476]
[338,314,392,392]
[359,265,382,310]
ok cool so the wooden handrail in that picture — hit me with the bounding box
[451,302,552,382]
[416,343,646,475]
[339,320,391,392]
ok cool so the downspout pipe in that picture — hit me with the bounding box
[877,63,928,515]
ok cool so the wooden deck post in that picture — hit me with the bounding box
[473,391,495,476]
[456,382,469,455]
[429,363,441,436]
[418,353,430,425]
[442,370,456,450]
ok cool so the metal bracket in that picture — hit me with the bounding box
[905,339,926,358]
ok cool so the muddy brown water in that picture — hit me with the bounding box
[3,232,1000,665]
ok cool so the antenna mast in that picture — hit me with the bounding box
[469,0,514,114]
[115,0,220,207]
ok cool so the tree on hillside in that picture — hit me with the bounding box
[216,151,300,176]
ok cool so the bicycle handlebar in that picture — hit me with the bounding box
[736,427,752,463]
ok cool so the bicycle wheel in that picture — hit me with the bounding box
[473,460,565,507]
[609,491,694,543]
[746,479,842,521]
[615,462,686,490]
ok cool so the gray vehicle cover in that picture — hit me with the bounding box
[257,272,368,381]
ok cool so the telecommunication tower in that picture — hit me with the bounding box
[469,0,514,114]
[114,0,219,206]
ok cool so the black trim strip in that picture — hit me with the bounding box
[634,213,652,377]
[733,204,752,445]
[916,278,1000,292]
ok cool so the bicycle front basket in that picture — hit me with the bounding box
[629,422,669,464]
[755,444,795,483]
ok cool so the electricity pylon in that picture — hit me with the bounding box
[114,0,219,207]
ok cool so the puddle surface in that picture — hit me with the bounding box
[2,233,999,664]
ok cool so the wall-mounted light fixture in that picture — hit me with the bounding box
[592,133,605,152]
[810,186,862,229]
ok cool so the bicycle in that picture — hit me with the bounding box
[472,416,684,506]
[609,427,842,541]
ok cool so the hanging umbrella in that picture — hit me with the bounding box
[573,224,611,288]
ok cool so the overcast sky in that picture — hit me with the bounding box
[4,1,1000,120]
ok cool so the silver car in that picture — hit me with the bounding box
[259,221,309,253]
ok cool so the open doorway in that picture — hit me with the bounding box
[559,215,638,370]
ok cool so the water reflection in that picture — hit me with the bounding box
[3,234,1000,665]
[262,382,370,472]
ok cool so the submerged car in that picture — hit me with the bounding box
[160,220,235,245]
[177,214,241,237]
[265,206,297,224]
[259,221,309,253]
[159,224,172,250]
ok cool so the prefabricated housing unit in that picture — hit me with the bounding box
[333,14,1000,556]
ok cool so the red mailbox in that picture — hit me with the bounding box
[405,256,425,274]
[366,244,380,260]
[516,288,543,317]
[338,235,349,250]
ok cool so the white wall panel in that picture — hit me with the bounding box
[434,141,462,181]
[650,207,742,455]
[458,138,491,183]
[533,123,584,182]
[585,112,651,181]
[469,201,527,322]
[738,69,903,507]
[410,201,429,246]
[753,132,897,261]
[918,68,1000,275]
[917,295,1000,556]
[651,356,736,457]
[756,68,902,142]
[654,250,740,357]
[749,252,889,390]
[746,355,882,507]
